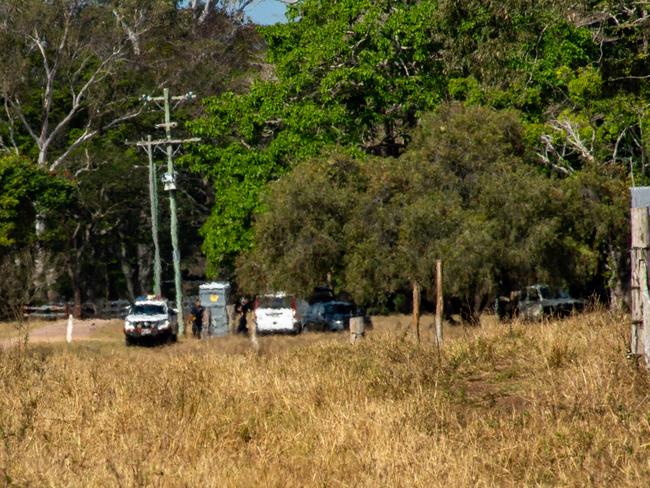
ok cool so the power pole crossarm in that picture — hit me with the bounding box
[128,138,200,146]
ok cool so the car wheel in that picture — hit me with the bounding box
[125,336,136,347]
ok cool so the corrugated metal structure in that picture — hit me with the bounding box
[199,282,231,337]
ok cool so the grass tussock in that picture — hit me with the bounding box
[1,312,650,487]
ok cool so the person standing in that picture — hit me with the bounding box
[191,298,205,338]
[236,297,250,334]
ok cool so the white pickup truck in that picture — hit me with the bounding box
[123,297,178,345]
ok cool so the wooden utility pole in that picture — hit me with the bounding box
[630,186,650,367]
[130,90,200,336]
[162,88,184,335]
[435,259,443,347]
[145,135,162,297]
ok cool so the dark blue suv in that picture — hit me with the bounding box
[302,301,372,332]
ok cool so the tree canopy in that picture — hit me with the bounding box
[186,0,643,278]
[0,154,72,249]
[0,0,647,315]
[0,0,264,310]
[239,104,613,319]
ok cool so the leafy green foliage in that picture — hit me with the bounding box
[0,0,645,308]
[186,0,449,272]
[239,104,611,318]
[439,0,596,116]
[236,151,362,293]
[0,0,265,301]
[0,154,72,248]
[186,0,620,277]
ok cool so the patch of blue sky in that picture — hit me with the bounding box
[245,1,288,25]
[177,1,288,25]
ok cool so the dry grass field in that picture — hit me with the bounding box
[1,311,650,487]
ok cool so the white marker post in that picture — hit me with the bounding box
[66,314,74,344]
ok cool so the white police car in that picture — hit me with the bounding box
[123,296,178,345]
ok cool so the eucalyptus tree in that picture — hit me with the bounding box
[187,0,255,23]
[0,0,265,303]
[0,0,151,169]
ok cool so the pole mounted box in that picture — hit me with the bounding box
[161,171,177,191]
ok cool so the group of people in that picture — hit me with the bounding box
[190,297,251,339]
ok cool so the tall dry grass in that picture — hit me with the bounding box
[1,311,650,487]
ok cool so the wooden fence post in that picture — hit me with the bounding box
[631,205,650,365]
[412,280,421,344]
[250,314,260,353]
[435,259,443,347]
[66,314,74,344]
[350,316,365,344]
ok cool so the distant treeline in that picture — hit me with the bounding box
[1,1,648,318]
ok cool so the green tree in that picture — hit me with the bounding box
[236,150,363,294]
[0,153,73,305]
[239,104,595,321]
[186,0,448,273]
[0,154,71,249]
[441,0,596,116]
[347,105,573,321]
[187,0,609,275]
[0,0,265,301]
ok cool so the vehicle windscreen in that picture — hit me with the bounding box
[258,296,293,309]
[539,287,569,299]
[131,304,165,315]
[324,303,353,315]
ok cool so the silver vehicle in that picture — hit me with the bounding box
[253,293,303,334]
[123,297,178,345]
[518,284,585,321]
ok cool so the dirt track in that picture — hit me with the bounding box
[0,314,462,352]
[0,318,120,349]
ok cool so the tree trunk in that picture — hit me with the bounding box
[32,212,55,302]
[66,258,82,319]
[104,266,111,302]
[608,244,629,312]
[137,242,152,296]
[119,240,136,301]
[73,285,82,319]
